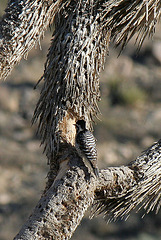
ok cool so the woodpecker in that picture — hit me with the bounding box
[74,120,99,177]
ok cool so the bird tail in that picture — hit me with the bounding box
[93,167,99,178]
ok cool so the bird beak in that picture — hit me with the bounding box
[74,123,78,128]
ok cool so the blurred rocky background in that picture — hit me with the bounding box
[0,1,161,239]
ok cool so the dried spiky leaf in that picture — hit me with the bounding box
[100,0,161,50]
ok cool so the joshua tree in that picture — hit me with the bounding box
[0,0,161,239]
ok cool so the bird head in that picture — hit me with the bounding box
[74,120,86,133]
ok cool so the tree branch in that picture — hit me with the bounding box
[93,140,161,222]
[0,0,70,79]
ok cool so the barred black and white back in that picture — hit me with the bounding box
[75,120,99,177]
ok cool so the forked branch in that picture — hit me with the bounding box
[14,140,161,239]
